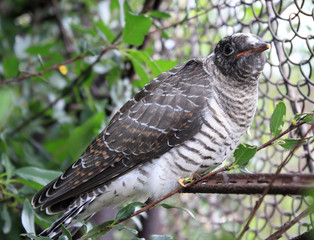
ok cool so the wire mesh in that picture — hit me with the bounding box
[149,0,313,239]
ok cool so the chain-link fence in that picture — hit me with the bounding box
[145,1,313,239]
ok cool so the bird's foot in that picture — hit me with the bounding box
[178,172,202,187]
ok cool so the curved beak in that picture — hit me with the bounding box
[236,42,270,58]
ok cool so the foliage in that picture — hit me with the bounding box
[0,0,312,240]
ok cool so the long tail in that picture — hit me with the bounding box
[39,196,96,239]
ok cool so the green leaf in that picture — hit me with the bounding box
[160,203,195,220]
[128,49,162,77]
[26,42,54,56]
[233,144,257,167]
[61,224,73,240]
[161,30,170,39]
[67,112,104,161]
[278,138,307,150]
[3,57,19,78]
[22,199,35,234]
[150,235,173,240]
[115,202,146,221]
[15,167,62,186]
[126,52,149,87]
[303,112,314,123]
[1,153,15,179]
[116,224,138,234]
[155,60,178,72]
[95,20,115,43]
[294,111,314,123]
[122,10,152,46]
[270,102,286,136]
[15,178,43,191]
[0,88,14,129]
[1,205,12,234]
[83,220,114,239]
[148,10,171,19]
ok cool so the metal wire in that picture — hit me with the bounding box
[151,0,314,239]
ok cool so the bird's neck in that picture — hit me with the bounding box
[205,56,259,132]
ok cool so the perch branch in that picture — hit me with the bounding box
[182,173,314,195]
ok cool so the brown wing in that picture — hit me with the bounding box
[32,59,213,213]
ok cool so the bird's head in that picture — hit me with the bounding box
[214,33,269,82]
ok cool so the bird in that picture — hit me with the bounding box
[32,32,269,239]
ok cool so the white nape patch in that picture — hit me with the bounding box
[232,32,259,45]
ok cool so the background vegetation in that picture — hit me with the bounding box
[0,0,313,239]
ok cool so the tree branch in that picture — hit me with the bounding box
[182,173,314,195]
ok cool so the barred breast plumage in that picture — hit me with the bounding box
[32,33,269,239]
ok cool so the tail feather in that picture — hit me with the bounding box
[39,196,96,239]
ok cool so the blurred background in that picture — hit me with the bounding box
[0,0,313,239]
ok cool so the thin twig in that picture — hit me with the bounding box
[265,207,312,240]
[237,124,314,240]
[0,55,83,84]
[257,121,306,151]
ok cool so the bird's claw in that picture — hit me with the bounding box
[178,178,187,187]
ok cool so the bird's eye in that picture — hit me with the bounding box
[223,44,234,56]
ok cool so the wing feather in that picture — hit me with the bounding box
[32,59,213,213]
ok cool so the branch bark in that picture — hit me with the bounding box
[182,173,314,195]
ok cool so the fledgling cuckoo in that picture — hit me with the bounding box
[32,33,269,239]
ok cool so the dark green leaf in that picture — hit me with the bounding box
[83,220,114,239]
[21,199,35,234]
[15,178,43,191]
[123,10,152,46]
[150,235,173,240]
[15,167,62,186]
[3,57,19,78]
[1,153,15,179]
[278,138,307,150]
[115,202,146,221]
[67,112,104,161]
[303,112,314,123]
[148,11,171,19]
[160,203,195,220]
[0,88,14,129]
[1,205,12,234]
[233,144,257,167]
[270,102,286,136]
[61,224,72,240]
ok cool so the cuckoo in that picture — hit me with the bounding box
[32,33,269,238]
